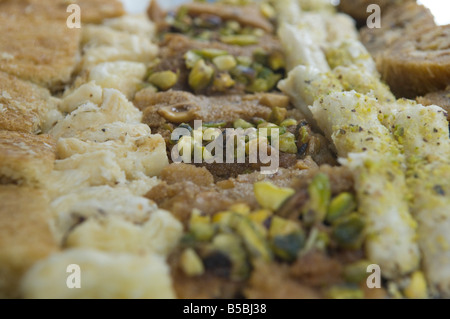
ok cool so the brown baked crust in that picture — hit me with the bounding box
[135,89,273,126]
[0,131,56,187]
[0,185,59,298]
[417,88,450,120]
[0,0,81,89]
[360,2,436,60]
[0,72,56,133]
[77,0,125,24]
[379,25,450,98]
[338,0,414,24]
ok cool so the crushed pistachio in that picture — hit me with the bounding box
[344,260,371,283]
[188,59,214,91]
[268,51,285,71]
[189,209,215,241]
[403,271,428,299]
[280,119,298,127]
[332,213,365,250]
[180,248,205,277]
[254,181,295,211]
[212,73,235,91]
[325,284,365,299]
[326,192,357,224]
[193,48,229,60]
[213,55,237,71]
[220,34,259,46]
[279,132,298,154]
[148,71,178,91]
[302,173,332,225]
[234,119,255,129]
[268,107,288,125]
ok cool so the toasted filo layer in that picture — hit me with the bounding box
[0,186,59,299]
[0,72,59,133]
[0,0,81,89]
[0,131,56,187]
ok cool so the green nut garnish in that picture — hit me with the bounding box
[180,248,205,277]
[232,214,272,261]
[326,193,357,224]
[268,51,285,71]
[299,125,310,144]
[246,72,282,93]
[148,71,178,91]
[343,260,372,284]
[332,213,365,250]
[202,121,227,128]
[254,181,295,211]
[189,209,215,242]
[188,59,214,91]
[213,55,237,71]
[193,48,229,60]
[268,107,287,125]
[260,2,276,19]
[220,35,259,46]
[302,173,332,225]
[246,78,270,93]
[253,49,268,65]
[234,119,255,129]
[184,50,202,69]
[325,284,365,299]
[280,119,298,127]
[279,132,298,154]
[212,73,235,92]
[211,233,250,281]
[257,122,285,137]
[236,56,252,67]
[270,232,305,262]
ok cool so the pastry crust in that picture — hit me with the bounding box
[0,131,56,187]
[77,0,125,24]
[0,185,59,298]
[417,88,450,120]
[0,0,81,89]
[0,71,58,133]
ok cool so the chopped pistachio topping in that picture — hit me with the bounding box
[269,107,288,125]
[220,34,259,46]
[326,192,357,224]
[188,59,214,91]
[279,132,298,154]
[403,271,428,299]
[325,285,365,299]
[212,73,235,91]
[254,181,295,211]
[303,173,332,225]
[332,213,365,250]
[189,209,215,241]
[213,55,237,71]
[184,50,202,69]
[280,118,298,127]
[193,48,229,60]
[343,260,372,283]
[180,248,205,277]
[148,71,178,91]
[233,119,255,129]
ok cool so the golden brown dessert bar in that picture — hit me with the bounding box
[360,2,436,60]
[0,0,81,89]
[0,185,59,298]
[77,0,125,24]
[378,25,450,98]
[0,71,57,133]
[338,0,413,24]
[0,130,56,187]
